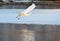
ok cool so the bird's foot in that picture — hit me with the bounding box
[16,16,19,18]
[18,18,20,20]
[16,16,18,18]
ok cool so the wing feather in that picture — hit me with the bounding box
[22,3,36,14]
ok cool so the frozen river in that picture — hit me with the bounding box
[0,9,60,25]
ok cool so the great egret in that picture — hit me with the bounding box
[16,3,36,20]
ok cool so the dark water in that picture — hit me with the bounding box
[0,23,60,41]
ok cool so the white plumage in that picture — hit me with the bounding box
[22,3,36,14]
[16,3,36,20]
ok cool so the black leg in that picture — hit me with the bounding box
[16,15,21,20]
[16,15,19,18]
[18,18,20,20]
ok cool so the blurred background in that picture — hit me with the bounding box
[0,0,60,9]
[0,0,60,41]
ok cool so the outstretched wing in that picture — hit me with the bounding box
[22,3,36,14]
[16,3,36,20]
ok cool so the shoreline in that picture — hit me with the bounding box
[0,1,60,5]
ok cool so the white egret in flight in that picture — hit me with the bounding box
[16,3,36,20]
